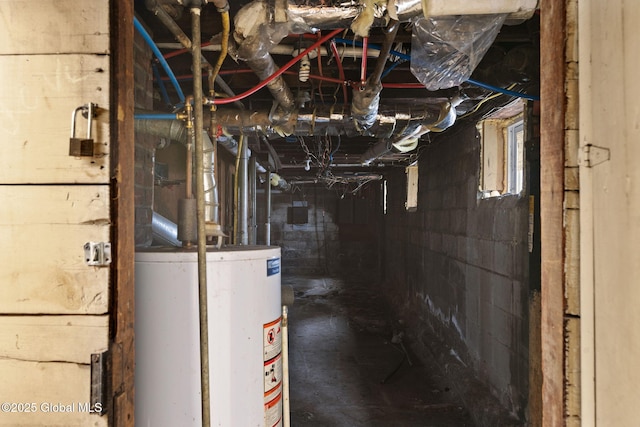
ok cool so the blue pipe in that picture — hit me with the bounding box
[134,113,180,120]
[465,78,539,101]
[333,37,540,101]
[134,16,186,103]
[152,63,172,107]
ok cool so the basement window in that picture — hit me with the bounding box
[478,103,525,198]
[405,163,418,211]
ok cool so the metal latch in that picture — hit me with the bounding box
[69,103,97,157]
[84,242,111,266]
[90,351,109,416]
[581,144,610,168]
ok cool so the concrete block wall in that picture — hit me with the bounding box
[257,184,380,279]
[382,124,530,421]
[263,186,340,275]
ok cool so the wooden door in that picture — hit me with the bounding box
[579,0,640,425]
[0,1,134,425]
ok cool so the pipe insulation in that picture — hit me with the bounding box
[134,117,219,225]
[352,19,399,133]
[207,102,455,139]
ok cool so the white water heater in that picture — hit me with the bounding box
[135,246,283,427]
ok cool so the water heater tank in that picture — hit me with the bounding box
[135,246,282,427]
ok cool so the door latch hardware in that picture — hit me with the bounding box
[90,351,109,416]
[581,144,610,168]
[69,103,97,157]
[84,242,111,266]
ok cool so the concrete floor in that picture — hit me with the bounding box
[285,276,476,427]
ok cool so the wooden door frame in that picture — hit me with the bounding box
[109,0,135,425]
[540,0,566,425]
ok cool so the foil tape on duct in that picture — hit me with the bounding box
[208,102,451,139]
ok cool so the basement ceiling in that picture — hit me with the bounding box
[133,0,539,185]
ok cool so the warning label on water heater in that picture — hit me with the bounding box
[266,258,280,276]
[263,317,282,362]
[264,353,283,393]
[264,385,283,427]
[263,317,283,427]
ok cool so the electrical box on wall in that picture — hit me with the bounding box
[287,206,308,224]
[288,201,308,224]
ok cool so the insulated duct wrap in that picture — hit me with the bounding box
[208,102,451,139]
[134,118,219,225]
[351,83,382,134]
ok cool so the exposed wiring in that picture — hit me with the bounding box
[329,41,349,105]
[458,84,518,119]
[316,31,325,103]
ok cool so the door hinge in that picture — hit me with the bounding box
[90,351,110,416]
[581,144,610,168]
[84,242,112,267]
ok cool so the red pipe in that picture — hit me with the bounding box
[360,37,368,85]
[283,70,344,84]
[208,28,344,105]
[163,41,213,59]
[329,41,349,105]
[167,70,424,89]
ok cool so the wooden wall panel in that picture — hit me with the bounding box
[0,360,107,427]
[0,0,109,55]
[0,55,110,184]
[0,316,108,364]
[0,186,109,314]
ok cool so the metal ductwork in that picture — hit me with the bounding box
[207,101,455,140]
[230,0,537,158]
[134,117,219,225]
[152,211,182,247]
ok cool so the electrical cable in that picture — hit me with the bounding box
[458,83,518,119]
[329,41,349,105]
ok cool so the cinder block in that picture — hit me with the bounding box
[490,274,513,313]
[493,241,514,277]
[479,239,495,271]
[442,233,457,257]
[489,339,512,393]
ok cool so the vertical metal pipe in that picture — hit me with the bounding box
[249,155,257,245]
[185,101,194,198]
[238,138,249,245]
[191,7,211,427]
[282,305,291,427]
[265,170,272,246]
